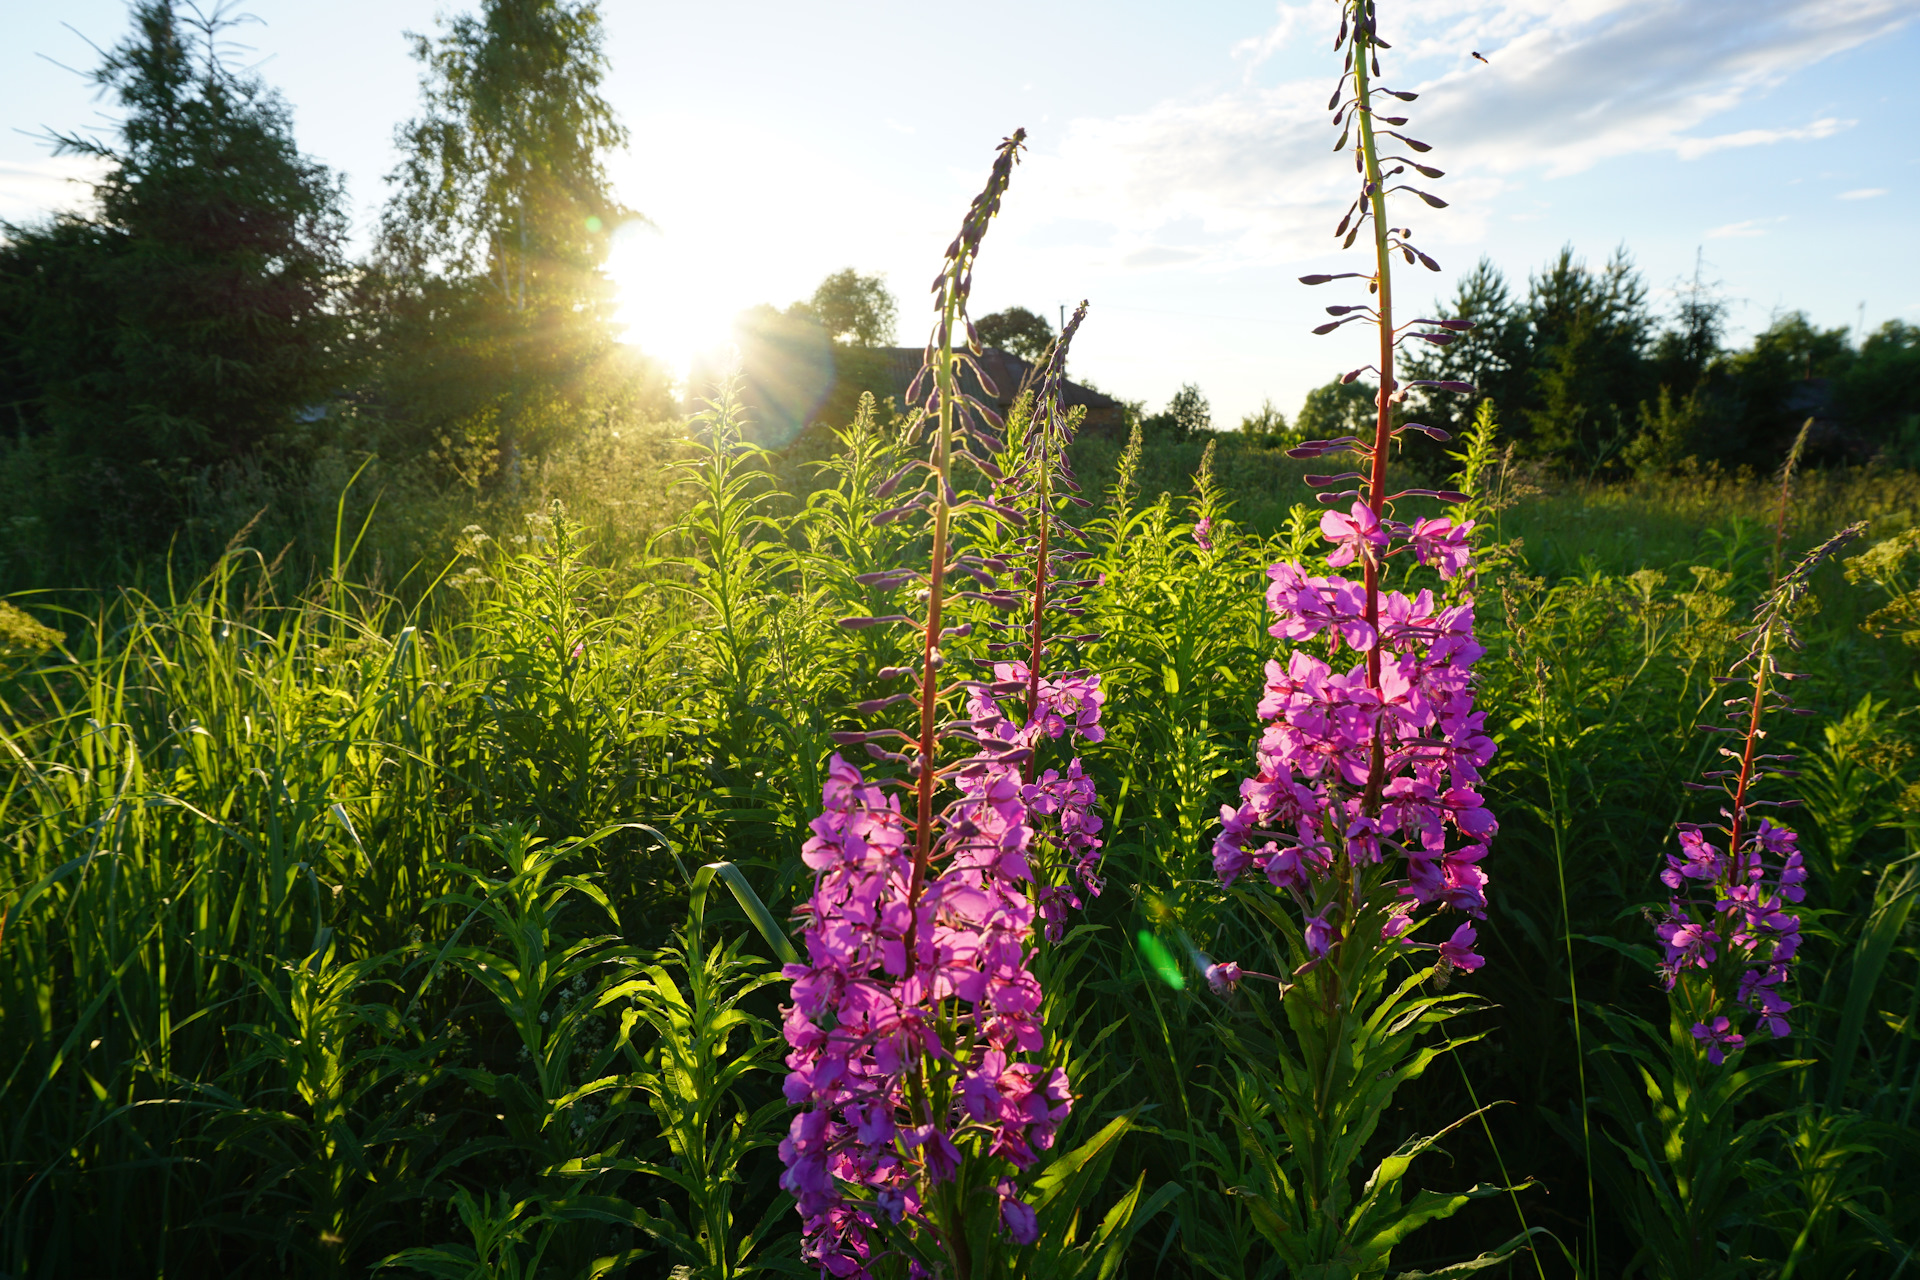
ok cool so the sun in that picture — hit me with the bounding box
[605,220,742,380]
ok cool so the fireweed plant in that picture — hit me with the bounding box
[1652,533,1861,1065]
[1204,2,1534,1274]
[1579,525,1864,1280]
[973,301,1109,944]
[776,137,1122,1279]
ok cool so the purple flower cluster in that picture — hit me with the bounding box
[1213,504,1494,969]
[968,662,1107,939]
[778,755,1073,1274]
[1653,817,1805,1063]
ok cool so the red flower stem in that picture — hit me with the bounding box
[1355,7,1395,702]
[906,263,964,964]
[1023,422,1053,741]
[1354,5,1394,836]
[1725,633,1775,863]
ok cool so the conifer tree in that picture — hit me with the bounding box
[0,1,347,536]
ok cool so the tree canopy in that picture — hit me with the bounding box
[1141,383,1211,440]
[0,0,349,542]
[976,306,1054,361]
[365,0,655,481]
[1239,398,1289,436]
[1400,244,1920,474]
[790,269,898,348]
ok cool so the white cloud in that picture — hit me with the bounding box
[0,157,106,225]
[1707,217,1784,238]
[1231,4,1313,79]
[1025,0,1916,271]
[1672,117,1850,160]
[1838,186,1889,199]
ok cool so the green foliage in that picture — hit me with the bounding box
[1,389,1917,1278]
[1168,383,1212,436]
[1581,1004,1807,1280]
[1842,526,1920,647]
[379,0,629,287]
[1522,246,1653,469]
[584,882,792,1277]
[1403,246,1919,475]
[1295,377,1379,442]
[1839,321,1920,462]
[0,600,62,664]
[1239,398,1289,438]
[1202,903,1527,1280]
[0,1,349,545]
[790,269,899,348]
[366,0,659,480]
[977,307,1056,362]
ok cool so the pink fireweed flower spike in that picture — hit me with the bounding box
[997,1177,1040,1244]
[1215,507,1496,971]
[779,753,1071,1272]
[1691,1016,1745,1066]
[1649,522,1863,1066]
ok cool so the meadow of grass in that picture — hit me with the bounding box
[1,392,1916,1278]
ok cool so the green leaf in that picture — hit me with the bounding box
[1826,882,1914,1110]
[1031,1113,1135,1209]
[1092,1178,1183,1280]
[690,859,799,965]
[1393,1228,1547,1279]
[1361,1183,1515,1257]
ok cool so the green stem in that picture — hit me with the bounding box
[1450,1044,1549,1280]
[1351,0,1393,868]
[906,253,967,1280]
[1296,4,1399,1239]
[1539,666,1598,1271]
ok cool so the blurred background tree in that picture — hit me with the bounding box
[788,267,897,347]
[1399,243,1920,476]
[0,0,348,544]
[363,0,664,485]
[1841,320,1920,465]
[1521,246,1654,471]
[1233,398,1297,454]
[1143,382,1211,441]
[975,305,1054,361]
[1294,377,1377,440]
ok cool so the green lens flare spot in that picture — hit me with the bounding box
[1137,930,1185,990]
[585,215,604,233]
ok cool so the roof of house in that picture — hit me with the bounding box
[869,346,1123,424]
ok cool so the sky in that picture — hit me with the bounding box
[3,0,1918,427]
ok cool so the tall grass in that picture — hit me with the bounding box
[2,405,1917,1276]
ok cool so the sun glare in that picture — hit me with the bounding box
[606,221,742,380]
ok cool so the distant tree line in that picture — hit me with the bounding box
[1232,247,1920,476]
[0,0,669,551]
